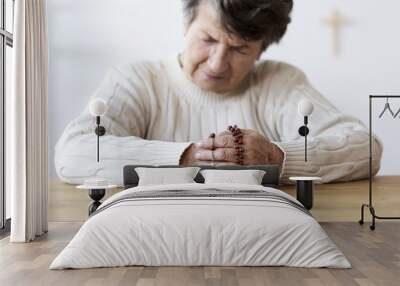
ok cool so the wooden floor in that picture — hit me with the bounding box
[1,222,400,286]
[1,177,400,286]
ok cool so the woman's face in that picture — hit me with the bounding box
[181,2,264,94]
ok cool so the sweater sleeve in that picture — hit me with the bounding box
[269,64,383,184]
[54,64,192,186]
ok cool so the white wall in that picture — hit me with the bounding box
[48,0,400,178]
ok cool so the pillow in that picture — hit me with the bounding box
[200,169,266,185]
[135,167,201,186]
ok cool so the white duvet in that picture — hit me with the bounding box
[50,183,351,269]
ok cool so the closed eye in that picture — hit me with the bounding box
[232,46,248,55]
[203,37,217,43]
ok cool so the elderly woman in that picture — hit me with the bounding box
[55,0,382,185]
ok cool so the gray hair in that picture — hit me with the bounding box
[182,0,293,50]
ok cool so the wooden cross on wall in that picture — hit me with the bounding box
[322,9,351,56]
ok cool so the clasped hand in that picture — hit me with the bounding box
[180,128,284,166]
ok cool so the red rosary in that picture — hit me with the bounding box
[228,125,244,165]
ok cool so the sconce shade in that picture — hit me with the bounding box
[298,99,314,116]
[89,98,107,117]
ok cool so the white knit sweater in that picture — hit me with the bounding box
[55,55,382,186]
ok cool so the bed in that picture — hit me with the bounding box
[49,166,350,269]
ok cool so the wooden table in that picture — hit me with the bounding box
[49,176,400,222]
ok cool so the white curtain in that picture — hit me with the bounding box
[9,0,48,242]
